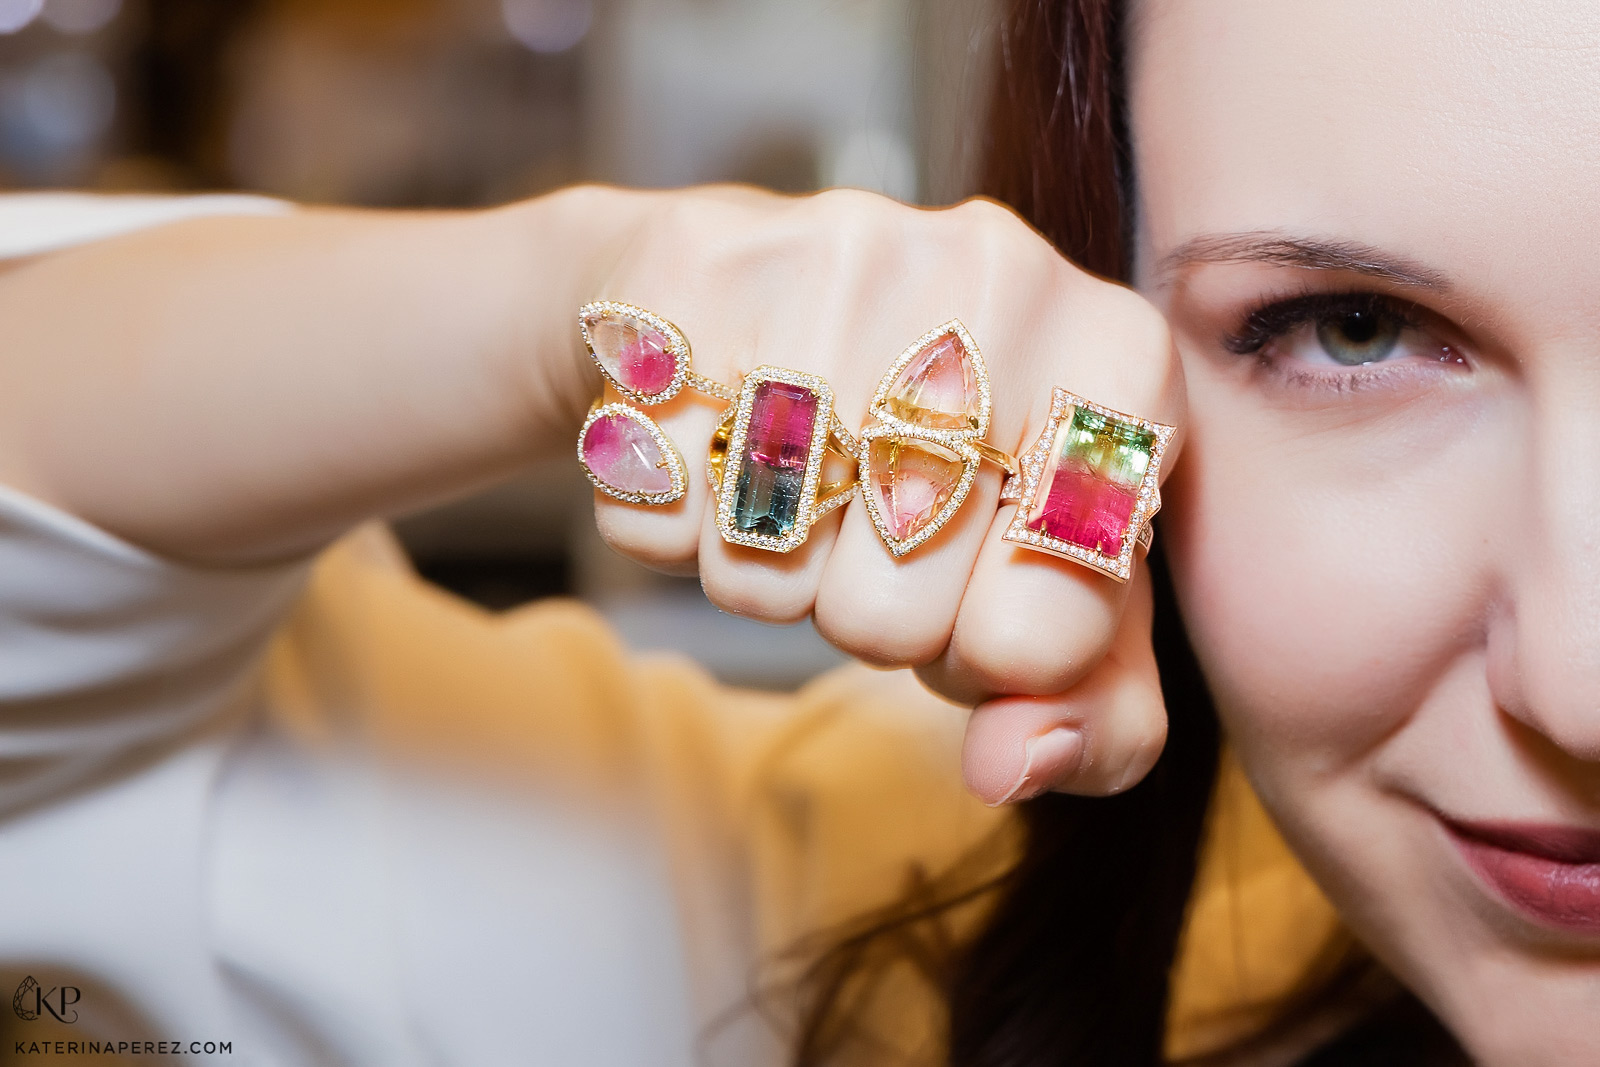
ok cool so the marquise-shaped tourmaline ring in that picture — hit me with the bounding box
[999,387,1175,582]
[576,301,738,506]
[855,321,1019,557]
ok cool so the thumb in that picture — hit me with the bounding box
[962,570,1167,803]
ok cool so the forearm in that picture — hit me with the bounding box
[0,185,653,564]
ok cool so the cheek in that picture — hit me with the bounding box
[1160,361,1506,779]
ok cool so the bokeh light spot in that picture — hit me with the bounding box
[0,0,43,35]
[42,0,120,35]
[500,0,592,55]
[22,50,115,147]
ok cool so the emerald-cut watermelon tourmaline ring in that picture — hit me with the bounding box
[1000,387,1176,582]
[707,365,861,553]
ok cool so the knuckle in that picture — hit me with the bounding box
[812,185,898,221]
[594,507,699,573]
[1078,284,1181,402]
[1096,285,1175,357]
[809,189,910,264]
[814,604,948,669]
[962,200,1057,273]
[1116,289,1177,361]
[953,195,1027,234]
[638,191,707,253]
[698,566,812,626]
[634,190,774,294]
[955,599,1118,696]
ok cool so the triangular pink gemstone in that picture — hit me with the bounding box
[581,412,673,495]
[869,437,966,544]
[585,312,678,397]
[883,332,981,432]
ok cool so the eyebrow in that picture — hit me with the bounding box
[1157,231,1451,291]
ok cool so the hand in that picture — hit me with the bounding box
[586,186,1185,802]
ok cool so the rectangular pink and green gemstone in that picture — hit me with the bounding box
[1025,406,1155,555]
[731,380,820,539]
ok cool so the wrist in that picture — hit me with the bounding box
[474,184,663,462]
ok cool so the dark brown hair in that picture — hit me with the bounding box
[981,0,1133,282]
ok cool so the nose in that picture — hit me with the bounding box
[1489,400,1600,764]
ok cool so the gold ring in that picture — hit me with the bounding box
[577,302,739,505]
[578,399,688,505]
[1000,388,1175,582]
[579,301,739,405]
[707,366,859,553]
[855,321,1018,557]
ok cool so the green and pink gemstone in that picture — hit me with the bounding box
[1023,404,1157,556]
[729,379,820,539]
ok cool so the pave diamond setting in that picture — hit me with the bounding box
[882,330,984,432]
[577,402,687,506]
[715,366,842,553]
[858,321,990,556]
[1002,388,1174,581]
[579,301,693,405]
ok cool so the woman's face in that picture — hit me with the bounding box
[1131,0,1600,1060]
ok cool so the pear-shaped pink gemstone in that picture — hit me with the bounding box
[586,313,677,397]
[869,437,966,543]
[883,333,981,432]
[581,412,673,495]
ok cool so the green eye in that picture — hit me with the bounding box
[1315,309,1401,365]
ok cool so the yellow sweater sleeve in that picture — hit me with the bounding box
[262,528,1012,1063]
[262,528,1344,1065]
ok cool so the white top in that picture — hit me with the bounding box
[0,196,698,1067]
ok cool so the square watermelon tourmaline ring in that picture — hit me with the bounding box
[999,387,1175,582]
[576,301,741,506]
[855,320,1020,557]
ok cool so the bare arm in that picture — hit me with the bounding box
[0,186,652,564]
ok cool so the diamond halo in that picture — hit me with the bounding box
[1001,388,1175,582]
[714,365,851,553]
[857,320,997,557]
[577,401,688,506]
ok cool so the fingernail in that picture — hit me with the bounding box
[990,727,1084,806]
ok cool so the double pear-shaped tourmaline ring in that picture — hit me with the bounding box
[855,321,1018,557]
[577,300,859,550]
[576,301,738,506]
[1000,387,1175,582]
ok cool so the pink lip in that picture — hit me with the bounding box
[1442,817,1600,935]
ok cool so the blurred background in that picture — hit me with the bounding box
[0,0,997,688]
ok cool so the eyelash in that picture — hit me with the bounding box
[1219,290,1463,392]
[1222,290,1419,356]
